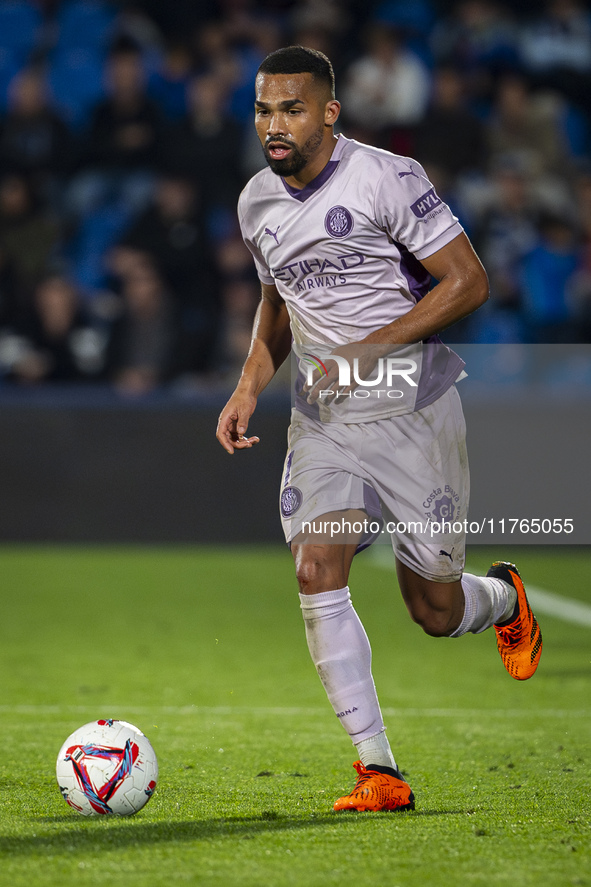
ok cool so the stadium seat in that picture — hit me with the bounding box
[70,204,135,292]
[0,1,42,52]
[0,48,25,112]
[55,0,116,52]
[48,47,105,128]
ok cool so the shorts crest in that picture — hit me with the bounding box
[281,485,303,517]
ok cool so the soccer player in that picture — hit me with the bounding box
[216,46,542,812]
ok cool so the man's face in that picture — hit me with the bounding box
[254,72,331,177]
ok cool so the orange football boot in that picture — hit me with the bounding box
[489,561,542,680]
[333,761,415,812]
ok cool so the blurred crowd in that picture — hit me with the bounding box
[0,0,591,394]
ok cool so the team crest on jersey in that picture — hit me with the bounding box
[281,486,303,517]
[324,205,354,239]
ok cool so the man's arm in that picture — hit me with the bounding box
[305,232,489,404]
[216,282,291,454]
[363,232,489,346]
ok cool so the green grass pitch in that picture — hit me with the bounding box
[0,545,589,887]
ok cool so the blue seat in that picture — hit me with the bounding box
[70,204,133,291]
[55,0,116,52]
[48,47,105,128]
[0,47,24,112]
[0,1,41,52]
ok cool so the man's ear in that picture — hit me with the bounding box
[325,99,341,127]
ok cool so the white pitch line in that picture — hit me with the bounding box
[0,705,589,718]
[368,547,591,628]
[525,585,591,628]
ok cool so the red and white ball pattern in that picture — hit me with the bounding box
[56,719,158,816]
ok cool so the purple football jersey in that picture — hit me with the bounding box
[238,135,465,421]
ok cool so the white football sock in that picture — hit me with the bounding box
[356,729,397,771]
[451,573,517,636]
[299,587,395,768]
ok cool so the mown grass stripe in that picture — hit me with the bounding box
[0,705,589,718]
[527,585,591,627]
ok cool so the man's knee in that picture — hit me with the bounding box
[407,599,458,637]
[292,543,354,595]
[294,553,326,593]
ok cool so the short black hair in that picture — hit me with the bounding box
[257,46,335,98]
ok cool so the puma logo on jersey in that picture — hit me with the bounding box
[264,225,281,244]
[398,163,419,179]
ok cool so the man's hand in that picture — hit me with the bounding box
[303,342,384,405]
[216,390,260,454]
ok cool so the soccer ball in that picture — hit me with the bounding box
[56,719,158,816]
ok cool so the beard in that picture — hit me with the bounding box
[263,126,324,177]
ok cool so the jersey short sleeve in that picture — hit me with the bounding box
[243,232,275,285]
[238,184,275,285]
[373,158,463,261]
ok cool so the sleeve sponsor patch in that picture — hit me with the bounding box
[410,188,443,219]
